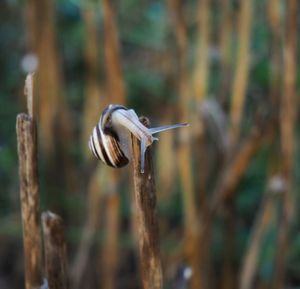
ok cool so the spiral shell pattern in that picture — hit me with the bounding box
[88,106,129,168]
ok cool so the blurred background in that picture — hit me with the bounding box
[1,0,300,288]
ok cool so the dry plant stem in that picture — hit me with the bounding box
[71,166,103,289]
[229,0,253,146]
[82,7,103,158]
[42,211,68,289]
[26,0,60,155]
[268,0,282,117]
[16,113,43,289]
[193,0,211,102]
[24,73,35,118]
[157,124,176,199]
[221,1,250,284]
[101,192,120,289]
[221,202,236,289]
[26,0,76,197]
[166,0,189,117]
[102,0,125,104]
[239,195,274,289]
[273,1,298,288]
[178,143,203,289]
[218,0,232,105]
[131,118,163,289]
[167,1,203,288]
[210,129,262,216]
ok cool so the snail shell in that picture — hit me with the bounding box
[89,104,188,173]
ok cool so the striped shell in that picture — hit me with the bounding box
[89,105,129,168]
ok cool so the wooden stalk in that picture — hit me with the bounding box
[166,0,189,117]
[71,166,103,289]
[193,0,211,102]
[239,194,275,289]
[221,202,236,289]
[82,7,103,158]
[101,0,125,104]
[42,211,68,289]
[272,1,298,288]
[16,75,43,289]
[157,122,176,199]
[26,0,61,155]
[101,192,120,289]
[229,0,253,146]
[26,0,76,199]
[167,1,203,288]
[217,0,232,105]
[210,129,262,214]
[268,0,283,118]
[131,117,163,289]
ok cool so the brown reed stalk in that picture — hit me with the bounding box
[42,211,68,289]
[167,1,203,288]
[268,0,283,118]
[157,112,176,199]
[272,1,297,288]
[166,0,189,115]
[193,0,211,102]
[16,74,43,289]
[221,202,236,289]
[71,166,104,289]
[101,191,120,289]
[73,7,106,286]
[214,129,262,207]
[25,0,60,155]
[218,0,232,105]
[101,0,125,104]
[229,0,253,146]
[26,0,76,198]
[191,2,213,285]
[131,118,163,289]
[82,7,103,158]
[239,192,275,289]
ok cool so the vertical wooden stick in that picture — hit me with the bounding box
[71,166,103,289]
[16,75,43,289]
[82,7,103,159]
[239,194,275,289]
[101,0,125,104]
[268,0,283,118]
[229,0,253,146]
[42,211,68,289]
[273,1,298,288]
[24,73,36,118]
[101,192,120,289]
[167,2,202,288]
[131,118,163,289]
[193,0,211,102]
[218,0,232,105]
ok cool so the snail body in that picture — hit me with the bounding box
[89,104,188,173]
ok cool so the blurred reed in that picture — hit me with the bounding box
[273,1,298,288]
[229,0,253,147]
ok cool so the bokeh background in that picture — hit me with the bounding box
[1,0,300,288]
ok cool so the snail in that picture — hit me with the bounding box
[89,104,188,173]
